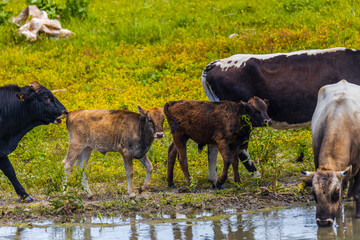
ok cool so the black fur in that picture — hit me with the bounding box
[0,83,67,201]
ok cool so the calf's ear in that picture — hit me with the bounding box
[264,99,269,106]
[137,105,147,116]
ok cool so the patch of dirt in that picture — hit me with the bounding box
[0,182,312,225]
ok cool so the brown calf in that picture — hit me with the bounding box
[164,97,271,189]
[62,105,165,198]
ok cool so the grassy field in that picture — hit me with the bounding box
[0,0,360,206]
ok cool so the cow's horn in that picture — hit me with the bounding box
[301,170,311,176]
[29,81,41,92]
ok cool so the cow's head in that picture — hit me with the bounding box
[246,96,271,127]
[137,105,165,138]
[301,165,352,227]
[17,81,68,124]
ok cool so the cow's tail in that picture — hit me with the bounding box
[164,102,179,134]
[201,61,220,102]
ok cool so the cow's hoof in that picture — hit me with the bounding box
[138,186,146,194]
[168,183,177,189]
[18,196,34,203]
[251,171,261,178]
[216,182,225,190]
[295,152,305,162]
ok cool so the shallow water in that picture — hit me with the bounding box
[1,204,360,240]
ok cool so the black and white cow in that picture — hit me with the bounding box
[201,47,360,181]
[0,81,68,202]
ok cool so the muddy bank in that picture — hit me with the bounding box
[0,184,312,225]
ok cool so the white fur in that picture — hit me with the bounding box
[215,47,351,70]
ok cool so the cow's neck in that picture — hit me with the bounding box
[138,116,155,155]
[0,101,44,155]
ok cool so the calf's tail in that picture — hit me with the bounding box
[164,102,179,134]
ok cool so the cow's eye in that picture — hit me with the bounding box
[45,95,54,103]
[332,190,340,203]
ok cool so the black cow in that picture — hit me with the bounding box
[0,81,68,202]
[201,47,360,176]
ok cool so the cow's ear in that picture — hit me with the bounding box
[300,170,315,188]
[300,177,313,187]
[137,105,147,116]
[264,99,269,106]
[17,93,26,102]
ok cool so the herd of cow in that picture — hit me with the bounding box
[1,47,360,227]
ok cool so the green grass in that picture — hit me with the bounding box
[0,0,359,200]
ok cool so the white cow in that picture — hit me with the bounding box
[302,80,360,227]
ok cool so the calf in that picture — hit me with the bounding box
[301,80,360,227]
[62,105,164,198]
[0,81,68,202]
[165,97,271,188]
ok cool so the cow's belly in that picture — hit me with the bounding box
[270,121,311,130]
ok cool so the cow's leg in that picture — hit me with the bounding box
[239,148,258,174]
[353,173,360,218]
[348,179,354,201]
[216,141,234,187]
[0,156,33,202]
[173,135,190,186]
[78,147,93,198]
[166,142,178,188]
[62,143,83,190]
[122,153,136,198]
[208,144,218,188]
[138,154,153,193]
[232,150,241,184]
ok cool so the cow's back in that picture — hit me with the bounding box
[67,109,141,152]
[165,100,246,144]
[312,80,360,172]
[202,48,360,129]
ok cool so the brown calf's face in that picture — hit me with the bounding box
[137,105,165,138]
[247,96,271,127]
[302,166,351,227]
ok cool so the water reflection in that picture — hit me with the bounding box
[1,204,360,240]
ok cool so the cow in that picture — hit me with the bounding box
[201,47,360,179]
[0,81,68,202]
[164,97,271,189]
[301,80,360,227]
[62,105,165,198]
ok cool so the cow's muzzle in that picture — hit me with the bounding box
[54,110,69,124]
[316,218,334,227]
[263,118,272,126]
[154,132,165,139]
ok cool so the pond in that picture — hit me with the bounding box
[1,203,359,240]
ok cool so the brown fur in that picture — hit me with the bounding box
[62,105,164,198]
[164,97,271,188]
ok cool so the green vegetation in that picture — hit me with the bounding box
[0,0,359,209]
